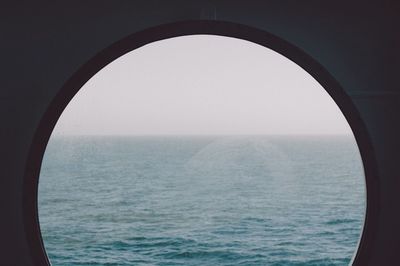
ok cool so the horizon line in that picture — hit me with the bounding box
[51,133,354,137]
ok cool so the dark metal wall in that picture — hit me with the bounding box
[1,1,399,265]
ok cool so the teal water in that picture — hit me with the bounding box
[38,136,365,265]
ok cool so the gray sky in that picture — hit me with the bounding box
[53,35,352,136]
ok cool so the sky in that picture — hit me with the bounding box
[52,35,353,136]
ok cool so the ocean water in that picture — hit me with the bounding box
[38,135,365,266]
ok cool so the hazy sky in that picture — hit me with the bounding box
[53,35,352,136]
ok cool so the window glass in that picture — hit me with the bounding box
[39,35,365,265]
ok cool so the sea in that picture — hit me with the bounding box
[38,135,365,266]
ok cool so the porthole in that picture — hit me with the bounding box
[23,21,378,266]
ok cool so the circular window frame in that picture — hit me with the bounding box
[23,20,379,265]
